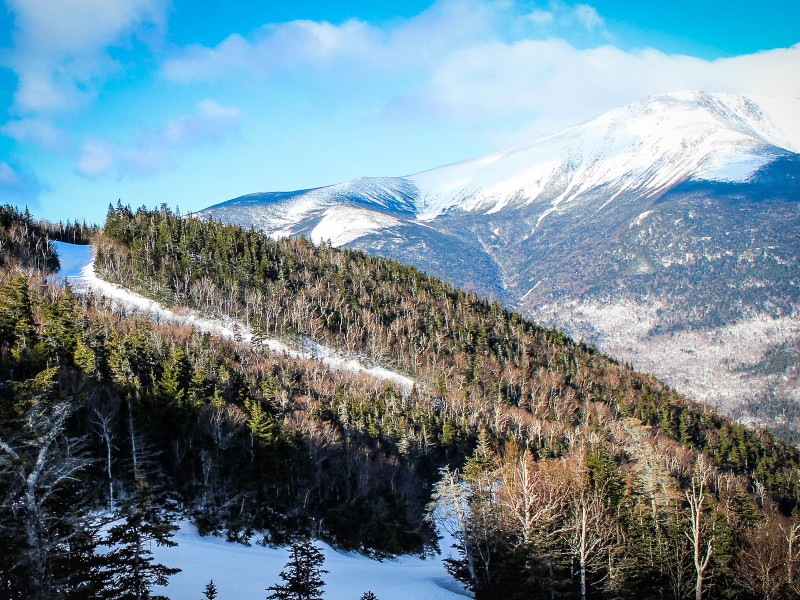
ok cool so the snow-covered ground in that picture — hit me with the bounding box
[152,522,469,600]
[53,242,415,391]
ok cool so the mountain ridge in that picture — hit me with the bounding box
[198,90,797,236]
[195,90,800,440]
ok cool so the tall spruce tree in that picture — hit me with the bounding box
[203,579,218,599]
[266,539,327,600]
[102,476,180,600]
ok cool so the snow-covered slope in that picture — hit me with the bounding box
[151,522,469,600]
[409,91,793,223]
[196,90,795,241]
[198,177,417,246]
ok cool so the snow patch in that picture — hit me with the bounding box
[152,522,471,600]
[311,206,400,247]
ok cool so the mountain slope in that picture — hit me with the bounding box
[196,91,800,440]
[4,204,800,599]
[92,206,800,599]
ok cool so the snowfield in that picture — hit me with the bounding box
[151,522,470,600]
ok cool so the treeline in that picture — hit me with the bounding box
[0,204,60,271]
[89,204,800,599]
[39,218,101,245]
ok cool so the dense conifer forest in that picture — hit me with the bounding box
[2,202,800,599]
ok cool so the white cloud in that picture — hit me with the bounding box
[528,9,555,25]
[76,139,117,177]
[396,40,800,142]
[159,0,799,146]
[162,99,242,146]
[76,100,242,178]
[162,19,378,83]
[525,1,607,34]
[5,0,167,113]
[162,0,499,83]
[1,118,69,150]
[574,4,604,32]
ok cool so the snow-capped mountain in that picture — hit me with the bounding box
[410,91,793,219]
[198,91,794,238]
[196,91,800,439]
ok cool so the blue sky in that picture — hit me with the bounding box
[1,0,798,224]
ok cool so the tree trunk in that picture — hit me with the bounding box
[695,571,703,600]
[127,396,138,474]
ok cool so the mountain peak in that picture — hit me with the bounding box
[408,90,793,221]
[197,90,797,234]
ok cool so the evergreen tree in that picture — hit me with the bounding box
[266,539,328,600]
[203,579,218,599]
[102,477,180,600]
[359,593,378,600]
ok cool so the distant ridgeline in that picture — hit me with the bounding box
[1,202,800,599]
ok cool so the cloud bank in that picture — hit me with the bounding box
[76,100,241,178]
[4,0,167,114]
[161,0,800,141]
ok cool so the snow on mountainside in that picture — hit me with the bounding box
[199,177,417,245]
[410,91,793,222]
[195,90,800,441]
[196,91,796,239]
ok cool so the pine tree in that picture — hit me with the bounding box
[203,579,218,599]
[102,477,181,600]
[244,398,278,446]
[360,593,378,600]
[266,539,328,600]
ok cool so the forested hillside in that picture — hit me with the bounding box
[93,204,800,599]
[2,202,800,599]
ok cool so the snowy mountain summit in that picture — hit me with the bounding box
[410,90,794,220]
[197,90,800,439]
[197,90,796,241]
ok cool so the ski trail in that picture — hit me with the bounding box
[57,243,414,391]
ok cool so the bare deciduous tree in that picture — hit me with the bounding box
[0,400,91,599]
[559,482,619,600]
[686,457,714,600]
